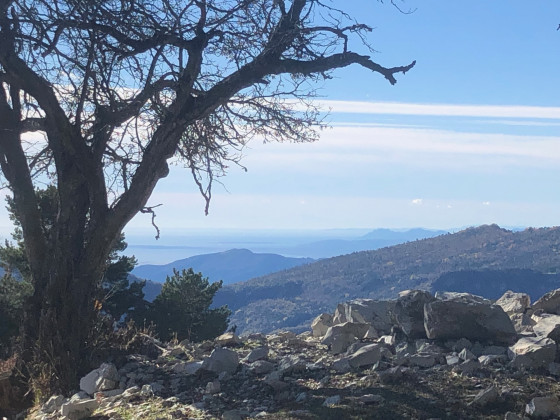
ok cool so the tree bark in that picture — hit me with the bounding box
[21,234,110,393]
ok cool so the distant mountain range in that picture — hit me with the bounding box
[212,225,560,334]
[127,227,448,264]
[132,248,314,286]
[278,228,448,258]
[131,228,448,301]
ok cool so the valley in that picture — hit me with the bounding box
[131,225,560,334]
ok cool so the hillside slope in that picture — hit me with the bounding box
[214,225,560,333]
[282,228,447,258]
[132,248,314,285]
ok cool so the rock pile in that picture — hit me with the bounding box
[22,288,560,420]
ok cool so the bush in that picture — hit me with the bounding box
[150,268,231,342]
[0,275,32,356]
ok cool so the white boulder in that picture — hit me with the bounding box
[434,291,491,304]
[322,322,370,354]
[496,290,531,315]
[333,299,395,334]
[347,343,392,368]
[202,348,239,374]
[393,290,434,339]
[311,313,333,337]
[79,363,119,396]
[424,297,516,344]
[532,314,560,342]
[533,289,560,314]
[215,332,242,347]
[508,337,556,369]
[60,399,99,420]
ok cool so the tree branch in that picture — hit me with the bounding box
[276,53,416,85]
[21,118,46,133]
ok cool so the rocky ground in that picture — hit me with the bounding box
[11,288,560,420]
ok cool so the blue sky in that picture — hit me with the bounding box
[123,0,560,238]
[2,1,559,241]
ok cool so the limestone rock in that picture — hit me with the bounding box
[458,348,477,361]
[248,360,275,375]
[311,313,333,337]
[244,346,269,363]
[378,366,413,384]
[322,322,370,354]
[446,354,461,366]
[424,298,516,344]
[453,360,480,375]
[434,291,491,304]
[408,354,436,368]
[202,348,239,374]
[264,372,288,392]
[508,337,556,369]
[60,399,99,420]
[278,355,307,375]
[525,395,560,418]
[478,354,508,366]
[393,289,434,339]
[205,380,221,395]
[140,384,154,398]
[347,343,392,368]
[509,312,535,335]
[364,326,379,339]
[222,410,243,420]
[496,290,531,315]
[469,385,499,407]
[333,299,395,334]
[332,357,351,373]
[532,314,560,342]
[79,363,119,396]
[41,395,66,414]
[533,289,560,314]
[267,331,296,344]
[172,361,203,375]
[215,332,242,347]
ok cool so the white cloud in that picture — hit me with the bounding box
[482,201,491,206]
[315,100,560,120]
[411,198,423,205]
[241,124,560,174]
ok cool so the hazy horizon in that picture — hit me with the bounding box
[123,224,532,265]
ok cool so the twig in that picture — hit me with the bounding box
[140,204,163,239]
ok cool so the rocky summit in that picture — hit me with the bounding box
[18,287,560,420]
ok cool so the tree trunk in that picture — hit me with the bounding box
[20,235,109,394]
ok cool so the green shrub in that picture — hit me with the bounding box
[149,268,230,342]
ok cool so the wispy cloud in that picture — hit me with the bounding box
[315,100,560,120]
[474,119,560,127]
[242,124,560,172]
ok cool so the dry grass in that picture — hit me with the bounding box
[0,354,17,378]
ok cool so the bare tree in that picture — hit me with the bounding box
[0,0,414,394]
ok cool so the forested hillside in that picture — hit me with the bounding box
[214,225,560,333]
[133,249,314,285]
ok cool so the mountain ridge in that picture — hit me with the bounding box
[132,248,314,286]
[214,224,560,334]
